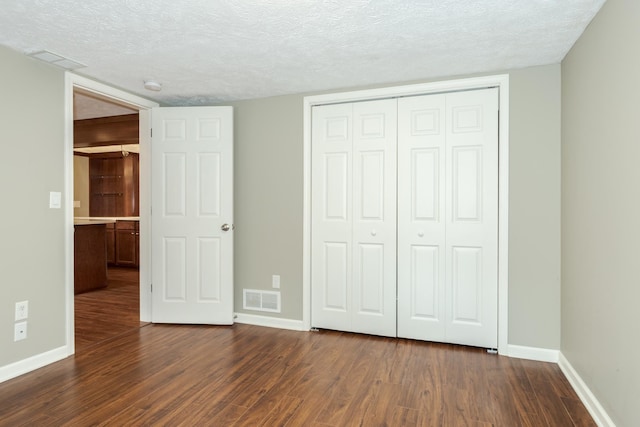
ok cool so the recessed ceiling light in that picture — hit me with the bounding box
[144,80,162,91]
[27,50,86,70]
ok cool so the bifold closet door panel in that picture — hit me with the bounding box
[397,87,499,348]
[444,88,499,348]
[311,103,353,332]
[396,94,447,342]
[351,99,397,337]
[311,99,397,337]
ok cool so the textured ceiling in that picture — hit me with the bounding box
[1,0,606,105]
[74,92,138,120]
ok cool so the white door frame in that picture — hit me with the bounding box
[64,73,159,355]
[302,75,510,354]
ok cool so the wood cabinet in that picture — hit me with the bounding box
[105,220,139,268]
[74,224,108,294]
[106,222,115,265]
[89,153,139,217]
[115,220,139,267]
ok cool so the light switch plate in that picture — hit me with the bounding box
[49,191,62,209]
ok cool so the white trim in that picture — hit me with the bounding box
[507,344,559,363]
[302,75,510,354]
[559,353,616,427]
[234,313,307,331]
[64,73,159,356]
[0,346,69,383]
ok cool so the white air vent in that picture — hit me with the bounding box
[243,289,281,313]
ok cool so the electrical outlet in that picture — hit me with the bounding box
[14,322,27,341]
[272,275,280,289]
[15,301,28,321]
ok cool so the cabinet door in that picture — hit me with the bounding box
[90,157,124,217]
[115,221,138,267]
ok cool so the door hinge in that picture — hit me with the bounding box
[150,284,153,292]
[150,128,153,137]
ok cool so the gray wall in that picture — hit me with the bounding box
[562,0,640,425]
[230,64,562,350]
[0,45,67,367]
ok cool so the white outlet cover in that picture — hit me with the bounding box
[15,300,28,321]
[14,321,27,341]
[272,275,280,289]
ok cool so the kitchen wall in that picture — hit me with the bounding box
[229,63,562,351]
[562,0,640,425]
[73,155,89,217]
[0,45,67,369]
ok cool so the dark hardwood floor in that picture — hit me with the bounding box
[74,266,145,352]
[1,320,594,426]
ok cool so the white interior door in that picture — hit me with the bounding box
[397,93,447,342]
[311,103,352,332]
[351,99,397,336]
[311,99,397,336]
[444,89,498,348]
[151,106,234,324]
[397,88,498,348]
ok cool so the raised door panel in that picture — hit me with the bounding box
[397,94,447,341]
[352,99,396,337]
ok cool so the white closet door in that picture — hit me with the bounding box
[351,99,397,336]
[397,88,498,348]
[311,99,397,337]
[397,94,447,341]
[444,88,498,348]
[311,103,353,332]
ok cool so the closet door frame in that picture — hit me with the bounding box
[303,74,510,355]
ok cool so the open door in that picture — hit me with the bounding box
[151,106,234,324]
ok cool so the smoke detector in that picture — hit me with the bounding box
[143,80,162,91]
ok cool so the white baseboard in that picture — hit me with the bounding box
[558,353,616,427]
[234,312,307,331]
[507,344,559,362]
[0,345,70,383]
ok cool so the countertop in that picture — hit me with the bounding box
[74,218,117,226]
[75,216,140,221]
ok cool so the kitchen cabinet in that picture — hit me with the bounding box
[115,220,139,267]
[74,222,108,294]
[106,222,115,265]
[89,153,139,218]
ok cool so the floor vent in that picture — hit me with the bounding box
[243,289,281,313]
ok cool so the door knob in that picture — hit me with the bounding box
[221,223,234,232]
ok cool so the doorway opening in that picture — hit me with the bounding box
[65,74,159,354]
[72,89,144,351]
